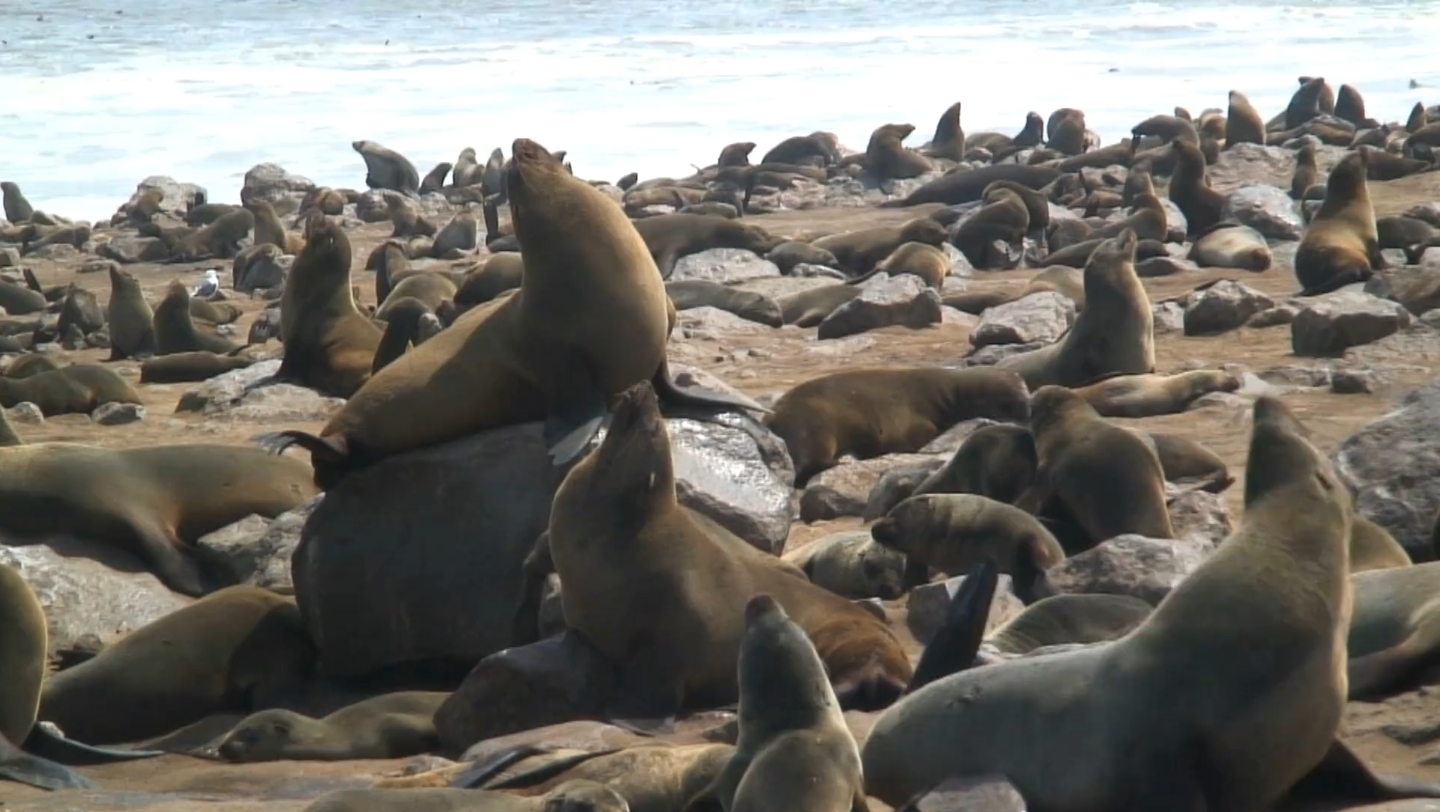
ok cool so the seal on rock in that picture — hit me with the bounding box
[665,280,782,327]
[353,140,420,194]
[811,218,948,277]
[140,351,255,384]
[1167,139,1224,236]
[865,123,935,183]
[776,284,859,327]
[217,691,448,762]
[632,214,778,278]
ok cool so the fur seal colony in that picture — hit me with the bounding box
[4,79,1440,811]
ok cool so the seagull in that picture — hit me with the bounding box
[192,269,220,299]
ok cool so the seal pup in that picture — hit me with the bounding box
[1295,150,1381,295]
[217,691,447,762]
[276,220,383,398]
[1074,369,1239,418]
[863,396,1440,810]
[999,229,1155,389]
[384,191,437,238]
[863,241,951,288]
[262,139,767,487]
[39,585,316,745]
[353,140,420,194]
[1226,90,1266,147]
[682,595,867,812]
[951,186,1030,270]
[1018,385,1174,550]
[153,281,239,355]
[1167,139,1224,236]
[1348,561,1440,699]
[1188,222,1273,271]
[547,382,911,719]
[766,367,1030,486]
[1291,140,1319,200]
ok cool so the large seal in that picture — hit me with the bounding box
[865,123,934,183]
[922,102,964,162]
[263,139,766,488]
[1167,139,1224,236]
[0,182,35,223]
[106,266,157,360]
[372,297,443,373]
[999,229,1154,389]
[683,595,867,812]
[154,281,239,355]
[0,364,142,417]
[546,382,911,717]
[1017,385,1174,551]
[631,214,779,278]
[766,367,1030,486]
[277,219,384,398]
[810,218,948,277]
[0,444,317,596]
[871,493,1064,602]
[353,140,420,194]
[1073,369,1239,418]
[1295,149,1381,295]
[39,585,316,745]
[1349,516,1411,573]
[217,691,448,762]
[454,252,525,308]
[1225,90,1266,147]
[862,396,1440,810]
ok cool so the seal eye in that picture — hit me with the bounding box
[272,722,291,737]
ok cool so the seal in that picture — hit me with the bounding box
[454,252,525,308]
[0,182,35,223]
[1348,561,1440,699]
[1090,173,1167,242]
[1147,431,1233,492]
[154,281,240,355]
[0,364,143,417]
[766,367,1031,486]
[1188,221,1273,270]
[1046,108,1087,155]
[999,229,1155,389]
[372,297,444,373]
[164,209,255,262]
[4,354,59,379]
[140,351,254,384]
[304,779,628,812]
[865,123,934,183]
[866,241,951,288]
[420,162,452,195]
[1077,368,1244,417]
[761,132,841,167]
[432,209,480,257]
[1348,516,1412,573]
[879,164,1061,208]
[682,594,867,812]
[1167,139,1224,236]
[982,592,1153,658]
[776,284,859,327]
[862,395,1440,810]
[384,191,437,239]
[0,444,318,596]
[665,280,783,327]
[217,691,448,762]
[1225,90,1266,147]
[1295,149,1382,295]
[1285,76,1332,129]
[546,381,912,718]
[810,218,948,277]
[247,199,306,254]
[632,214,779,279]
[189,296,242,326]
[951,187,1030,270]
[262,139,767,488]
[105,266,157,361]
[353,140,420,194]
[453,148,482,187]
[276,220,384,398]
[376,271,457,319]
[913,424,1037,506]
[871,493,1065,603]
[922,102,965,162]
[1017,385,1174,551]
[39,585,316,745]
[1291,140,1320,200]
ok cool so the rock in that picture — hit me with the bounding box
[970,291,1075,347]
[1153,301,1185,333]
[30,244,79,261]
[667,412,795,555]
[677,307,772,339]
[1183,280,1275,336]
[7,403,44,424]
[1367,268,1440,316]
[671,248,779,284]
[233,244,288,292]
[1135,256,1198,278]
[195,499,319,591]
[818,275,943,340]
[242,163,316,203]
[117,176,207,220]
[1331,368,1376,394]
[919,418,1006,455]
[1166,489,1233,545]
[962,341,1046,367]
[1221,185,1304,241]
[175,360,345,422]
[0,248,18,268]
[906,573,1025,644]
[1209,143,1345,193]
[1334,377,1440,560]
[433,630,615,753]
[782,531,910,600]
[1159,199,1188,242]
[863,457,949,521]
[354,191,389,223]
[0,539,190,652]
[97,236,170,264]
[1248,300,1301,328]
[800,454,937,523]
[790,263,847,280]
[909,776,1028,812]
[91,402,144,426]
[78,259,118,275]
[1291,291,1413,357]
[294,423,563,677]
[1036,535,1210,604]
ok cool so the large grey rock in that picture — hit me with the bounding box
[0,538,190,652]
[1334,377,1440,561]
[1166,489,1233,545]
[1367,268,1440,316]
[970,292,1074,348]
[1036,535,1210,604]
[243,163,316,203]
[433,630,615,753]
[863,457,949,521]
[118,176,207,219]
[97,237,170,264]
[1184,280,1275,336]
[800,454,936,523]
[1291,291,1413,356]
[175,360,344,422]
[1159,199,1188,242]
[233,244,288,292]
[907,573,1024,644]
[1153,301,1185,333]
[1209,143,1345,193]
[668,412,794,555]
[782,531,909,600]
[354,191,389,223]
[910,776,1028,812]
[1221,185,1304,241]
[817,274,942,340]
[196,498,320,591]
[294,423,562,678]
[671,248,779,284]
[677,307,771,339]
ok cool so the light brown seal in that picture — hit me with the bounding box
[1295,149,1381,295]
[1348,561,1440,699]
[664,280,782,327]
[1074,369,1239,418]
[246,199,306,254]
[1188,221,1273,270]
[1292,141,1319,200]
[217,691,448,762]
[0,364,142,417]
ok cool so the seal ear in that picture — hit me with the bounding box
[905,558,998,693]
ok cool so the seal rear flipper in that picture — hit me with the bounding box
[479,748,620,791]
[653,362,771,416]
[449,743,548,789]
[254,430,350,489]
[23,722,163,766]
[1286,739,1440,802]
[905,559,998,693]
[0,733,94,791]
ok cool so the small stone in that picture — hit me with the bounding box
[817,275,943,340]
[7,402,44,424]
[1152,301,1185,333]
[91,402,144,426]
[1331,368,1376,394]
[970,291,1075,347]
[1184,280,1275,336]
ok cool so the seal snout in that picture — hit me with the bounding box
[870,517,900,548]
[745,593,783,626]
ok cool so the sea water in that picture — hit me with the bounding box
[1,0,1438,219]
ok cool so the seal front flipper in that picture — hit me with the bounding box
[653,361,771,417]
[542,354,608,467]
[1285,739,1440,803]
[254,430,351,489]
[24,722,163,765]
[905,558,998,693]
[0,733,94,791]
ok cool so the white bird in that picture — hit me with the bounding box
[192,269,219,299]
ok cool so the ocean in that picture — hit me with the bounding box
[2,0,1438,220]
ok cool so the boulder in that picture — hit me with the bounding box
[906,572,1024,644]
[668,412,794,555]
[800,454,937,523]
[1036,535,1210,604]
[1152,301,1185,333]
[909,776,1028,812]
[1291,291,1413,357]
[117,176,207,219]
[1166,489,1233,546]
[969,292,1074,348]
[242,163,316,203]
[354,191,389,223]
[92,402,144,426]
[97,237,170,264]
[1221,185,1304,241]
[196,498,320,591]
[863,457,949,521]
[671,249,779,284]
[1183,280,1275,336]
[1366,268,1440,316]
[677,307,772,339]
[817,275,943,340]
[175,360,345,422]
[233,244,288,292]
